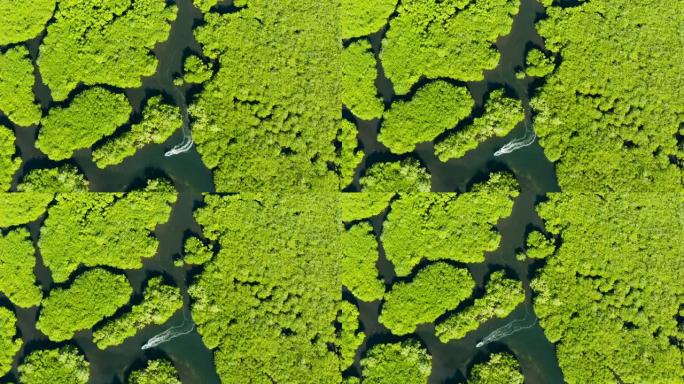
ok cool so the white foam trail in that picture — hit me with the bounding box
[141,314,195,350]
[476,310,537,348]
[494,125,537,157]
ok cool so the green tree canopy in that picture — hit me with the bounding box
[0,46,42,127]
[0,0,56,45]
[0,307,22,377]
[468,352,524,384]
[524,230,555,259]
[381,173,518,275]
[17,166,89,192]
[0,193,53,228]
[338,301,364,370]
[380,0,520,94]
[380,262,474,335]
[342,40,384,121]
[379,81,473,154]
[342,222,385,302]
[36,87,132,161]
[36,268,132,342]
[180,236,214,266]
[360,340,431,384]
[360,159,431,192]
[0,228,42,308]
[180,55,214,85]
[340,193,394,222]
[128,359,181,384]
[38,0,177,101]
[524,48,555,78]
[0,125,20,191]
[341,0,397,39]
[18,346,89,384]
[338,119,364,188]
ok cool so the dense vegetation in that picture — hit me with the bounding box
[38,0,177,101]
[0,0,55,45]
[467,352,524,384]
[378,81,472,154]
[360,340,431,384]
[0,193,52,227]
[380,262,474,335]
[190,1,341,191]
[18,346,89,384]
[532,0,683,190]
[38,185,176,282]
[339,119,365,187]
[180,55,214,85]
[128,359,181,384]
[342,222,384,302]
[0,46,42,127]
[381,173,518,275]
[338,301,364,370]
[36,268,132,342]
[92,96,182,168]
[36,87,131,161]
[0,125,20,191]
[360,159,431,192]
[523,48,555,78]
[190,194,341,382]
[0,307,21,377]
[0,228,42,308]
[340,192,393,222]
[435,271,525,342]
[92,277,183,349]
[341,0,397,39]
[532,193,684,383]
[342,40,384,121]
[435,90,524,161]
[179,236,214,266]
[17,166,89,192]
[381,0,520,94]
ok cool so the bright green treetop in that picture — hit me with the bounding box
[0,307,22,377]
[128,359,181,384]
[379,81,473,153]
[339,119,364,188]
[190,194,341,383]
[381,0,520,94]
[92,277,183,349]
[341,0,397,39]
[0,125,20,191]
[532,193,684,383]
[525,230,554,259]
[524,48,555,78]
[340,192,393,222]
[38,0,177,101]
[18,346,89,384]
[0,0,55,45]
[360,340,431,384]
[360,159,431,192]
[435,271,525,342]
[0,228,43,308]
[531,0,683,191]
[342,222,384,302]
[381,173,519,276]
[190,1,341,191]
[17,165,89,192]
[0,46,42,127]
[92,95,182,168]
[0,193,53,228]
[38,185,176,282]
[181,55,214,84]
[380,262,474,335]
[342,40,384,121]
[180,236,214,266]
[338,301,364,370]
[36,87,131,161]
[36,268,132,342]
[435,89,524,161]
[468,352,524,384]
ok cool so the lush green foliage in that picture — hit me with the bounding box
[342,222,384,302]
[380,0,520,94]
[381,173,518,275]
[128,359,181,384]
[0,46,42,127]
[340,192,393,222]
[180,236,214,266]
[342,40,384,120]
[0,193,52,227]
[18,346,89,384]
[0,228,42,307]
[435,90,524,161]
[181,55,214,84]
[435,271,525,342]
[360,340,431,384]
[0,0,55,45]
[38,0,177,101]
[524,230,554,259]
[0,125,20,191]
[338,301,364,370]
[38,185,176,282]
[532,0,683,190]
[92,277,182,349]
[36,87,131,161]
[524,48,555,78]
[532,193,684,383]
[380,262,474,335]
[36,268,132,342]
[92,96,182,168]
[0,307,22,376]
[339,120,364,187]
[341,0,397,39]
[468,352,524,384]
[360,159,431,192]
[190,1,341,191]
[190,194,341,382]
[379,81,472,153]
[17,166,89,192]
